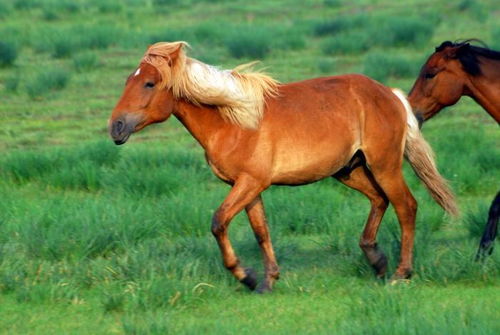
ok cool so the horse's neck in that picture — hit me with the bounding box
[172,99,233,151]
[466,58,500,122]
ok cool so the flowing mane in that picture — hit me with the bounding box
[141,41,279,129]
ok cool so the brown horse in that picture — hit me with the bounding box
[409,40,500,259]
[109,42,457,292]
[409,40,500,123]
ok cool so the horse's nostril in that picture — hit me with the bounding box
[116,120,124,132]
[111,119,126,137]
[112,119,125,135]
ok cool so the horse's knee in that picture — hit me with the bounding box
[211,212,227,237]
[371,196,388,211]
[408,196,418,214]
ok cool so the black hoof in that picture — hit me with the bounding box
[373,254,388,278]
[362,243,388,278]
[255,283,273,294]
[239,268,258,291]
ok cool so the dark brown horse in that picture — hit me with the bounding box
[109,42,457,292]
[409,40,500,259]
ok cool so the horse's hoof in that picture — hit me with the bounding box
[255,283,273,294]
[373,254,388,278]
[239,268,258,291]
[389,270,412,285]
[389,278,411,286]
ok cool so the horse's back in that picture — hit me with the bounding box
[266,73,407,147]
[271,74,405,120]
[259,74,407,184]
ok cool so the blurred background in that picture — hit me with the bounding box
[0,0,498,149]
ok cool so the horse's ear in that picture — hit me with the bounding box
[446,43,470,59]
[435,41,453,52]
[168,43,186,64]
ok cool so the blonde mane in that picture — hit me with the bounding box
[141,42,279,129]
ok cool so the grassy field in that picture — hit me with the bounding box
[0,0,499,334]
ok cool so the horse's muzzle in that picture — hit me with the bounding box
[109,116,137,145]
[413,109,425,129]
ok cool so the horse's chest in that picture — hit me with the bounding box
[205,153,234,183]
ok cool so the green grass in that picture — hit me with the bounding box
[25,67,71,98]
[0,41,18,67]
[322,31,371,55]
[363,52,417,82]
[225,26,273,59]
[313,14,368,37]
[72,51,99,72]
[0,0,499,334]
[372,17,436,48]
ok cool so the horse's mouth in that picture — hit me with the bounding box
[109,116,140,145]
[113,132,131,145]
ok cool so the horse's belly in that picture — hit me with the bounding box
[270,144,356,185]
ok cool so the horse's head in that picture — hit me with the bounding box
[109,42,187,145]
[409,41,472,121]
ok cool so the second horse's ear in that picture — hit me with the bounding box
[445,43,470,59]
[435,40,453,52]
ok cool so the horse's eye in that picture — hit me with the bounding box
[424,72,436,79]
[144,82,155,88]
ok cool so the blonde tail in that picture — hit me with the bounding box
[392,89,459,217]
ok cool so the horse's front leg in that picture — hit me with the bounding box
[246,195,280,293]
[211,174,266,290]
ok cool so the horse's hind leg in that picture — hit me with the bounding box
[334,165,389,277]
[368,165,417,280]
[245,195,279,293]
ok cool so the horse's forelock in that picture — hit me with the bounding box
[140,56,172,89]
[140,42,189,89]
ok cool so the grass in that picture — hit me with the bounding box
[319,14,435,58]
[492,27,500,50]
[0,41,18,67]
[52,34,79,58]
[317,58,336,74]
[0,2,12,18]
[363,52,417,82]
[372,17,435,48]
[31,25,121,59]
[25,67,71,98]
[4,72,21,92]
[313,14,368,36]
[225,26,273,59]
[72,51,98,72]
[0,0,499,333]
[322,31,370,55]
